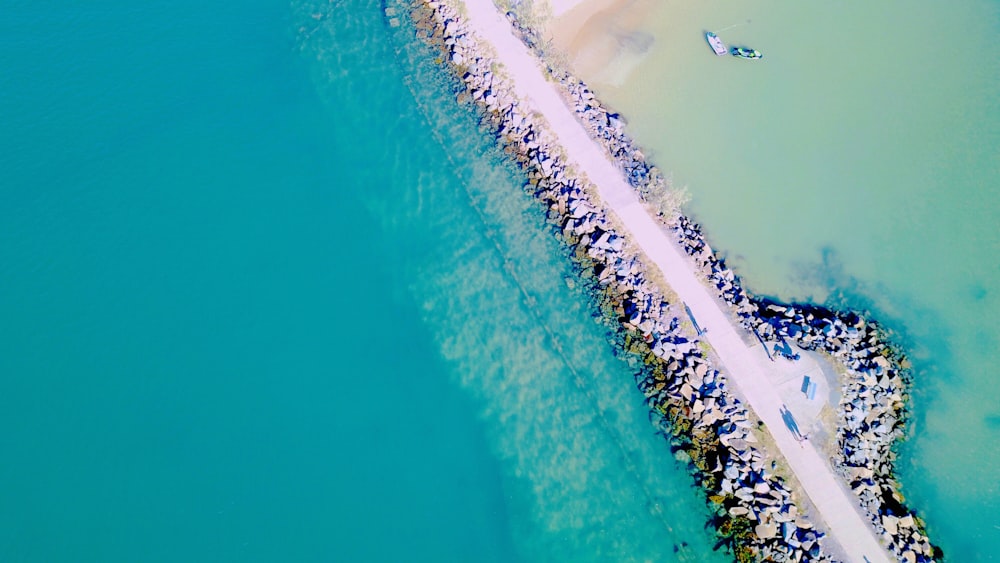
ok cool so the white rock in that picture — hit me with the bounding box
[883,515,898,536]
[729,506,749,517]
[755,520,778,539]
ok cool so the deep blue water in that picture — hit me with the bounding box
[0,0,727,561]
[0,1,514,560]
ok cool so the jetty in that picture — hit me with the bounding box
[400,0,939,560]
[447,4,890,560]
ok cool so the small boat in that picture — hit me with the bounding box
[731,46,763,60]
[706,32,727,56]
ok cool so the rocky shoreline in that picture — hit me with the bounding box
[385,0,944,558]
[499,10,942,562]
[394,1,839,560]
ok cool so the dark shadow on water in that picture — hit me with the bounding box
[984,414,1000,430]
[968,282,988,302]
[615,31,654,54]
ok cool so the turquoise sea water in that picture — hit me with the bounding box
[558,0,999,558]
[0,0,733,561]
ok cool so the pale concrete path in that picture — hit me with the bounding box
[457,1,891,561]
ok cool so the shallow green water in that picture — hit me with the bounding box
[569,0,999,558]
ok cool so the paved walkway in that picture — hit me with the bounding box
[755,345,835,433]
[456,1,891,561]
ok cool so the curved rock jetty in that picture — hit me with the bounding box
[498,12,941,562]
[395,1,836,560]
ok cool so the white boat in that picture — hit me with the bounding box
[706,32,727,56]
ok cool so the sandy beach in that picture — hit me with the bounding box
[545,0,657,86]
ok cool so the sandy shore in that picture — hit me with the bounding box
[548,0,585,17]
[436,1,894,561]
[545,0,657,86]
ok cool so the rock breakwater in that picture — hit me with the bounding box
[498,11,941,562]
[396,1,837,560]
[671,220,940,563]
